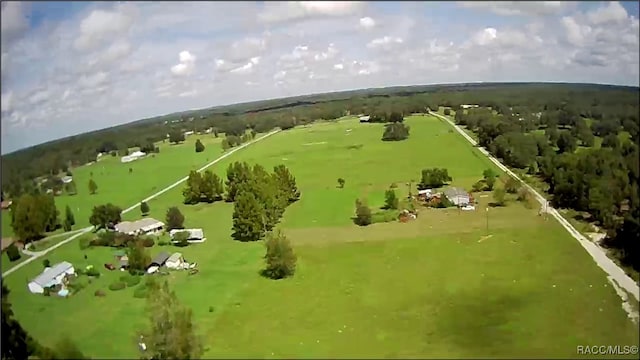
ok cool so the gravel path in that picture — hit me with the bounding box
[429,111,639,304]
[3,130,280,277]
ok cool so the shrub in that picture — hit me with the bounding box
[95,289,106,297]
[76,267,86,276]
[353,199,372,226]
[141,237,155,248]
[133,287,148,299]
[67,278,88,294]
[371,210,399,224]
[86,267,100,277]
[108,282,126,291]
[158,240,170,246]
[43,259,51,268]
[6,244,21,262]
[262,230,297,280]
[208,306,214,313]
[79,237,91,250]
[120,274,141,287]
[444,108,451,115]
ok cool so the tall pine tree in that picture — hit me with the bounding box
[231,191,266,242]
[182,171,202,205]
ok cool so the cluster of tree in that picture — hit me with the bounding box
[384,188,399,210]
[139,142,160,154]
[221,131,255,151]
[139,279,204,359]
[182,170,224,204]
[10,194,59,242]
[227,162,300,242]
[169,130,186,144]
[381,122,410,141]
[418,168,452,189]
[366,111,405,123]
[2,281,89,360]
[89,203,122,230]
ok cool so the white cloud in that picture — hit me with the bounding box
[74,6,135,51]
[1,1,638,153]
[259,1,364,23]
[458,1,569,17]
[359,16,376,29]
[171,50,196,76]
[587,1,628,25]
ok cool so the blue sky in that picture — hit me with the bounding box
[1,1,639,154]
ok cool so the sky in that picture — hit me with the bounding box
[1,1,639,154]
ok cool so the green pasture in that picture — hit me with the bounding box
[3,115,638,358]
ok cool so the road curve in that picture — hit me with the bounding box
[428,111,639,302]
[2,129,281,277]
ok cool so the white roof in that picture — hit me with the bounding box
[130,151,146,157]
[31,261,73,286]
[167,253,183,263]
[169,228,204,239]
[418,189,432,195]
[115,218,164,234]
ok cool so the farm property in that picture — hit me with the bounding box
[3,115,639,358]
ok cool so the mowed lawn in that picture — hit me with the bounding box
[5,115,638,358]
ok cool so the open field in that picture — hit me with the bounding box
[4,115,638,358]
[0,134,226,239]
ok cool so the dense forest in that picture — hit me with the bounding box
[2,83,638,271]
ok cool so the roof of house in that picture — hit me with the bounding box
[359,115,370,121]
[130,151,146,157]
[167,253,183,263]
[418,189,432,195]
[119,258,129,267]
[31,261,73,287]
[169,228,204,239]
[444,187,469,198]
[61,176,73,183]
[1,200,12,209]
[150,252,170,266]
[115,218,164,234]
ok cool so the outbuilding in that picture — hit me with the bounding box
[169,229,206,243]
[166,253,185,269]
[443,187,471,207]
[28,261,75,294]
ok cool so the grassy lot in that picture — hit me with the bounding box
[4,115,638,358]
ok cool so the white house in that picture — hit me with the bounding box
[359,115,370,122]
[169,228,206,243]
[28,261,75,294]
[120,151,146,163]
[61,176,73,184]
[184,131,194,136]
[460,104,479,109]
[115,218,164,236]
[165,252,185,269]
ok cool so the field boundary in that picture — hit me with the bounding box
[2,129,281,277]
[428,111,640,303]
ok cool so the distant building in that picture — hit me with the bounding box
[460,104,479,109]
[184,131,195,136]
[115,218,164,236]
[1,200,13,210]
[359,115,370,122]
[121,151,146,163]
[61,176,73,184]
[443,187,471,207]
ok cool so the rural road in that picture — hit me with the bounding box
[429,111,640,304]
[2,129,281,277]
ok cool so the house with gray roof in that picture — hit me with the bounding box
[28,261,75,294]
[115,218,164,236]
[443,187,471,207]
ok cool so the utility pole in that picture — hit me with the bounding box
[485,207,489,235]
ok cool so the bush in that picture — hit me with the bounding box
[67,278,87,294]
[141,237,155,248]
[133,286,148,299]
[108,282,126,291]
[86,267,100,277]
[208,306,214,313]
[262,230,297,280]
[353,199,372,226]
[43,259,51,268]
[120,274,141,287]
[158,240,170,246]
[6,244,21,262]
[79,237,91,250]
[444,108,451,115]
[95,290,106,297]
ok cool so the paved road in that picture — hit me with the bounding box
[3,130,281,277]
[429,111,640,302]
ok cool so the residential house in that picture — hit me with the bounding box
[460,104,479,109]
[121,151,146,163]
[166,253,185,269]
[115,218,164,236]
[28,261,75,294]
[184,131,195,136]
[359,115,370,123]
[169,228,206,243]
[61,176,73,184]
[443,187,471,207]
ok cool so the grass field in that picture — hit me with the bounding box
[1,134,226,239]
[3,115,638,359]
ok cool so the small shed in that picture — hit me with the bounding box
[28,261,75,294]
[169,229,206,243]
[166,253,184,269]
[148,252,170,268]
